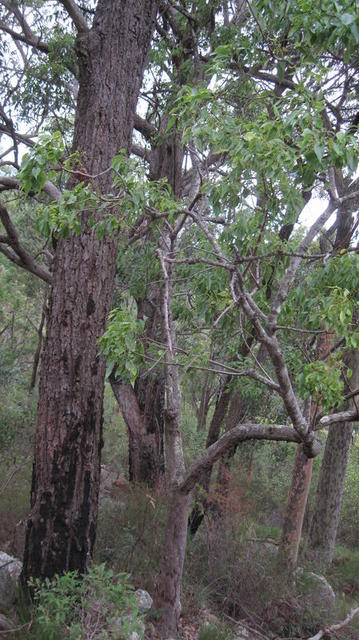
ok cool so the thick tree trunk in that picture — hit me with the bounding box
[21,0,157,584]
[308,424,353,567]
[214,390,246,516]
[308,347,359,567]
[110,374,165,486]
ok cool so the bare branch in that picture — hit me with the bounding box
[318,409,359,428]
[131,143,151,162]
[58,0,89,33]
[0,19,49,53]
[307,605,359,640]
[157,248,174,357]
[0,203,52,283]
[134,114,156,141]
[267,199,337,332]
[179,423,301,494]
[0,176,61,201]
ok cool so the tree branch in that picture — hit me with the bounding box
[179,423,301,494]
[0,203,52,283]
[267,198,337,332]
[0,19,49,53]
[58,0,89,33]
[0,176,61,201]
[134,114,156,141]
[307,605,359,640]
[318,409,359,428]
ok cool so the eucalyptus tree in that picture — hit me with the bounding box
[0,0,158,582]
[1,2,359,637]
[142,1,359,632]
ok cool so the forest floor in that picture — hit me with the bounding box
[0,457,359,640]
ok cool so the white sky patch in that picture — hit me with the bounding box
[299,196,336,229]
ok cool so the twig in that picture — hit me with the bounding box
[0,621,32,635]
[306,605,359,640]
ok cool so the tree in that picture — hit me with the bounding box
[1,2,359,636]
[0,0,158,582]
[308,342,359,567]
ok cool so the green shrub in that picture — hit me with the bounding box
[29,564,143,640]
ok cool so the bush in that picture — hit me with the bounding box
[29,564,143,640]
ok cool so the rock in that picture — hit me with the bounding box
[135,589,153,612]
[0,551,22,605]
[233,623,264,639]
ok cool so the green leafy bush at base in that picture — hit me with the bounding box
[29,564,143,640]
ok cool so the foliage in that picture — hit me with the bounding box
[29,564,143,640]
[98,306,145,383]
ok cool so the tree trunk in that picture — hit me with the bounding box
[188,377,232,535]
[214,390,247,516]
[21,0,157,584]
[308,347,359,567]
[111,118,183,486]
[279,331,334,570]
[279,445,313,570]
[156,488,191,637]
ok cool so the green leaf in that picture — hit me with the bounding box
[340,12,356,25]
[314,143,324,162]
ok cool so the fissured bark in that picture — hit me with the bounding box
[21,0,158,584]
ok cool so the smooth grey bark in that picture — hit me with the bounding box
[308,347,359,567]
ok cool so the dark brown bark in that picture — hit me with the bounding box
[214,390,247,516]
[188,377,232,535]
[29,293,47,391]
[308,347,359,567]
[21,0,158,584]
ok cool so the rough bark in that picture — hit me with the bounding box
[21,0,157,584]
[279,444,313,570]
[308,347,359,567]
[214,390,247,516]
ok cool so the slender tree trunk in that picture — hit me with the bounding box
[279,445,313,570]
[308,347,359,567]
[214,390,247,516]
[155,364,191,637]
[279,331,334,570]
[156,487,191,636]
[111,119,183,486]
[188,377,232,535]
[21,0,157,584]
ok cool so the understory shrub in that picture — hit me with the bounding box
[29,564,143,640]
